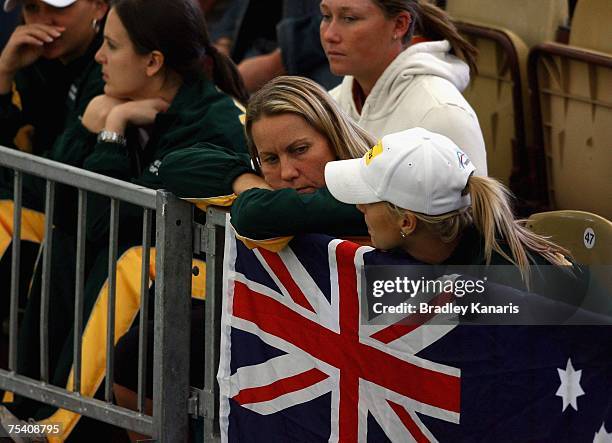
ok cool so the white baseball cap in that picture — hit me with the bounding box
[4,0,77,12]
[325,128,476,215]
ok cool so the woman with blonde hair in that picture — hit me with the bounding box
[325,128,580,292]
[320,0,488,175]
[229,75,376,238]
[160,75,376,239]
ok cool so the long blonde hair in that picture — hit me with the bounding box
[388,176,570,288]
[245,76,375,172]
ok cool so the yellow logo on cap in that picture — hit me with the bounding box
[365,141,383,165]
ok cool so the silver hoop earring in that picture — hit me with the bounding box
[92,18,100,33]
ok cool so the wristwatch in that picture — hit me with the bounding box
[97,129,127,147]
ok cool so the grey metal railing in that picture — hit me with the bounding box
[0,145,194,442]
[191,206,227,443]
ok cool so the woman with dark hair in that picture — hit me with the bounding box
[69,0,246,241]
[0,0,248,440]
[320,0,488,175]
[73,0,247,183]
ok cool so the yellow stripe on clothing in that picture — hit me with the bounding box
[9,84,34,152]
[183,194,236,212]
[234,235,371,252]
[11,83,22,110]
[0,200,45,258]
[14,124,34,153]
[233,229,294,253]
[0,201,45,403]
[41,246,206,441]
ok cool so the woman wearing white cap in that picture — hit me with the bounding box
[325,128,577,290]
[320,0,488,176]
[0,0,109,156]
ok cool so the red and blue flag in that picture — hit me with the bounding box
[218,232,612,442]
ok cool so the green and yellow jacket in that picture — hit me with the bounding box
[58,77,248,241]
[157,145,368,239]
[0,35,104,206]
[0,35,103,157]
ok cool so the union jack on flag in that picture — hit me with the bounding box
[218,231,612,442]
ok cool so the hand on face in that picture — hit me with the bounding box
[81,94,129,134]
[0,24,65,76]
[103,98,170,134]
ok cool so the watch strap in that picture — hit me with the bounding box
[97,130,127,147]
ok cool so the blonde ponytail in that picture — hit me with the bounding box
[387,176,571,289]
[467,176,571,288]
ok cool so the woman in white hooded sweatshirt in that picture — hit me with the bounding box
[320,0,488,175]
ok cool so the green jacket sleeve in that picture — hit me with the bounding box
[158,144,253,198]
[78,78,247,243]
[230,187,368,239]
[82,139,132,181]
[81,142,252,242]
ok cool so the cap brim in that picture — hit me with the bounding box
[4,0,18,12]
[325,159,381,205]
[5,0,76,11]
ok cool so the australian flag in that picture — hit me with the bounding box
[217,231,612,442]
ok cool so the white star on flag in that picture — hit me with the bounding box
[593,423,612,443]
[556,358,585,412]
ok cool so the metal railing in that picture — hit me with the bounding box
[193,207,227,443]
[0,145,195,441]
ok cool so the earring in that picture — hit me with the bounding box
[400,230,407,238]
[92,18,100,33]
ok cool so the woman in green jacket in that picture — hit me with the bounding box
[0,0,109,157]
[3,0,249,440]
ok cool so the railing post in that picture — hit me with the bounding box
[202,208,226,442]
[153,190,193,442]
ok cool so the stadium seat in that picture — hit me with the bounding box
[446,0,568,48]
[528,0,612,218]
[525,210,611,265]
[446,0,568,207]
[526,209,612,319]
[570,0,612,54]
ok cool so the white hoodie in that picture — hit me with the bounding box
[330,40,487,175]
